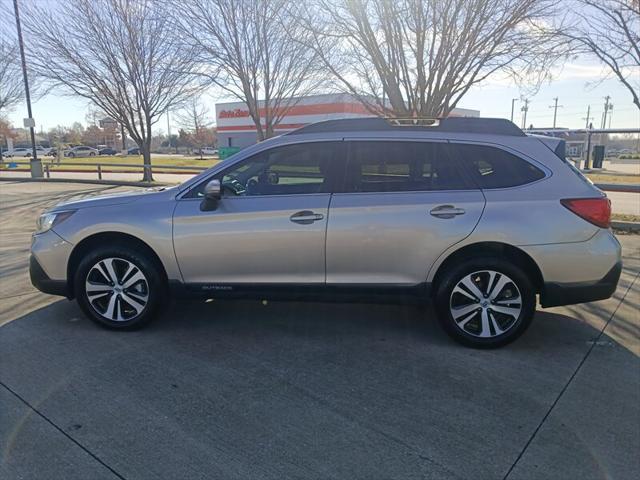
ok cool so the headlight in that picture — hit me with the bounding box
[35,210,75,234]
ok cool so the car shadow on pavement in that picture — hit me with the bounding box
[1,297,638,480]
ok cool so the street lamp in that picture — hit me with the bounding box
[13,0,42,178]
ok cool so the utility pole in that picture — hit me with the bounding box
[510,98,518,123]
[521,99,529,129]
[585,122,593,170]
[608,104,613,128]
[582,105,593,129]
[601,95,611,129]
[13,0,42,178]
[548,97,563,129]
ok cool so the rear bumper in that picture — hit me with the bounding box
[30,255,70,298]
[541,260,622,307]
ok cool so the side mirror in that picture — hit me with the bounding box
[200,179,221,211]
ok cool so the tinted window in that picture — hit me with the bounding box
[345,141,471,193]
[449,144,545,189]
[189,142,339,198]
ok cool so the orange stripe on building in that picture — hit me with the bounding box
[217,123,312,131]
[218,102,371,119]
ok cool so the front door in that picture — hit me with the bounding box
[326,140,485,285]
[173,141,342,286]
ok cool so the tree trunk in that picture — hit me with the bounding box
[141,141,153,182]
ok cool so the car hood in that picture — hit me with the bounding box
[50,186,175,211]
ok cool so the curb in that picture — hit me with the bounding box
[612,221,640,233]
[0,177,172,188]
[595,183,640,193]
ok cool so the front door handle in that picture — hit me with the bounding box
[430,205,466,219]
[290,210,325,225]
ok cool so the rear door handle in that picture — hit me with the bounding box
[290,210,325,225]
[430,205,466,219]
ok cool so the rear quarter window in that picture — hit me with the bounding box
[448,144,545,189]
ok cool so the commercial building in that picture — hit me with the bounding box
[216,93,479,149]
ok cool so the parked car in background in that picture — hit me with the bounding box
[99,148,118,156]
[29,118,621,348]
[66,146,98,158]
[128,147,140,155]
[2,146,51,158]
[198,147,218,156]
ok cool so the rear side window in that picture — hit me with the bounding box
[345,141,472,193]
[449,144,545,189]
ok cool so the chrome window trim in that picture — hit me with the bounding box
[176,138,345,201]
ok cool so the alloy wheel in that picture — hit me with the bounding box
[449,270,522,338]
[85,257,149,321]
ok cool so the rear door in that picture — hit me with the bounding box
[326,140,485,285]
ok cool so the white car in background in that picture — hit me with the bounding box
[65,146,98,158]
[2,146,51,158]
[2,145,51,158]
[199,147,218,156]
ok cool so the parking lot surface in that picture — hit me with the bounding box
[1,181,638,480]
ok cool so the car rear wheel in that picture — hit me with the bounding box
[74,246,165,329]
[434,257,536,348]
[89,152,96,156]
[68,152,75,158]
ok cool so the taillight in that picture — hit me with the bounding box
[561,197,611,228]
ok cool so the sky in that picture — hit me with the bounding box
[7,59,639,134]
[3,0,638,135]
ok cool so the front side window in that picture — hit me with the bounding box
[345,141,471,193]
[449,143,546,189]
[189,142,340,198]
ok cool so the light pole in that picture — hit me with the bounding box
[510,98,518,123]
[521,99,529,129]
[13,0,42,178]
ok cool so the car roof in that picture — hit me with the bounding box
[286,117,525,137]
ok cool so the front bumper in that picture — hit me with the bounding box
[30,229,74,298]
[30,255,70,297]
[541,261,622,307]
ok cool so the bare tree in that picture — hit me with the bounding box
[298,0,564,117]
[176,97,215,158]
[0,11,23,113]
[172,0,325,141]
[24,0,202,181]
[559,0,639,110]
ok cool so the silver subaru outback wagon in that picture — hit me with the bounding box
[30,118,621,348]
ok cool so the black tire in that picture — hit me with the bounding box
[68,152,75,158]
[434,257,536,348]
[74,245,166,330]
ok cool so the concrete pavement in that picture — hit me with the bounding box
[607,191,640,216]
[0,182,638,480]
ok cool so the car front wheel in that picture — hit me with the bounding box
[74,246,165,329]
[434,257,536,348]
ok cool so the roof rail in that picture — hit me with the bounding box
[286,117,525,136]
